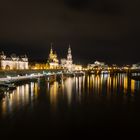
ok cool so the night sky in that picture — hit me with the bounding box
[0,0,140,65]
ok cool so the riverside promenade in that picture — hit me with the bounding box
[0,69,63,83]
[0,73,44,83]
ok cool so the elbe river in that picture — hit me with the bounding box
[0,74,140,138]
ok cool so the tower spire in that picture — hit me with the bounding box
[51,42,53,49]
[67,44,72,61]
[50,43,53,54]
[68,44,71,55]
[66,44,73,71]
[69,44,71,49]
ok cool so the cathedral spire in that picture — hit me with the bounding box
[51,42,53,49]
[68,44,71,54]
[50,43,53,53]
[67,44,72,61]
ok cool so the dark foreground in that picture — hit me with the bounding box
[0,74,140,138]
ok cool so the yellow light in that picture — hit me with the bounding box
[131,80,135,94]
[123,76,128,93]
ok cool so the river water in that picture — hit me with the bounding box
[0,74,140,138]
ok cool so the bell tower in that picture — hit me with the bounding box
[67,44,72,63]
[66,44,73,71]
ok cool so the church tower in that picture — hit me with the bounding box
[49,44,54,61]
[48,43,59,68]
[66,44,73,71]
[67,44,72,64]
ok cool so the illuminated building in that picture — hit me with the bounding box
[30,63,48,70]
[47,47,59,69]
[61,45,73,71]
[66,45,73,71]
[73,65,83,71]
[131,63,140,69]
[0,52,28,70]
[88,61,108,70]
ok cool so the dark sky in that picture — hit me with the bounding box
[0,0,140,65]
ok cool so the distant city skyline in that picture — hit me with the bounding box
[0,43,139,65]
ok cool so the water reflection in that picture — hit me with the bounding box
[0,74,140,117]
[65,78,73,105]
[0,82,38,117]
[50,81,59,109]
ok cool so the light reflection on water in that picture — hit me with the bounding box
[0,74,140,117]
[50,81,59,109]
[0,82,39,117]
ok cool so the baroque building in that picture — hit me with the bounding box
[0,52,28,70]
[47,47,59,69]
[131,63,140,69]
[88,61,108,70]
[61,45,73,71]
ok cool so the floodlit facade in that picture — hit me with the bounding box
[0,52,28,70]
[47,47,59,69]
[131,63,140,69]
[61,45,73,71]
[30,63,48,70]
[88,61,108,70]
[73,64,82,71]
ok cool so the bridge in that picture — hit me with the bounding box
[1,68,140,84]
[86,68,140,75]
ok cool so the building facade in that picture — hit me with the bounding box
[131,63,140,69]
[47,47,59,69]
[88,61,108,70]
[0,52,28,70]
[61,45,73,71]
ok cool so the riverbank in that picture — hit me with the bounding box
[0,69,63,78]
[0,73,44,83]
